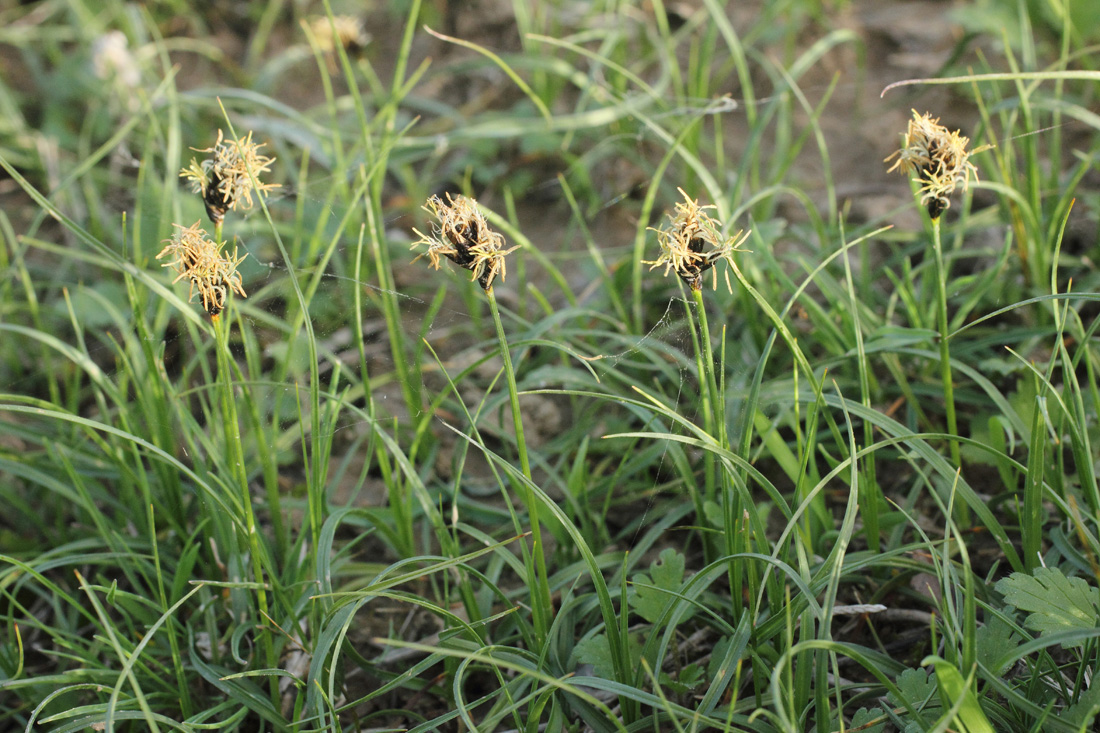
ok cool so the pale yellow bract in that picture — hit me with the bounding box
[180,130,280,224]
[412,193,519,292]
[885,110,983,219]
[644,188,749,292]
[157,221,247,318]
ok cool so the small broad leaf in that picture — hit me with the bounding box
[887,667,937,710]
[706,635,733,680]
[1064,683,1100,729]
[703,500,723,529]
[571,632,642,680]
[572,634,615,680]
[995,567,1100,645]
[658,662,706,695]
[975,616,1019,676]
[630,548,693,624]
[850,706,887,733]
[677,662,705,689]
[884,667,939,731]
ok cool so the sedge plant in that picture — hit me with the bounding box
[644,187,749,557]
[159,127,282,705]
[886,110,986,524]
[7,1,1100,730]
[411,192,555,645]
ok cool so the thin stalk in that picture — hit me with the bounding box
[218,111,325,563]
[691,289,725,503]
[213,279,277,708]
[236,308,287,562]
[687,290,718,505]
[691,287,745,607]
[693,289,723,435]
[352,223,375,420]
[487,289,551,645]
[931,217,968,525]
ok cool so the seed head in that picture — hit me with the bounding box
[91,30,139,89]
[644,188,749,292]
[180,130,279,225]
[157,221,247,318]
[412,194,519,292]
[885,110,982,219]
[307,14,369,53]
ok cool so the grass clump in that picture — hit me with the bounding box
[3,2,1100,732]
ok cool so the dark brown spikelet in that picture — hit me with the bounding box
[885,110,984,219]
[180,129,279,225]
[412,193,519,292]
[645,188,749,292]
[157,221,247,318]
[202,169,229,224]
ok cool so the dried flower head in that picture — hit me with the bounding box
[645,188,749,292]
[412,194,519,291]
[157,221,247,318]
[307,14,370,53]
[91,30,139,89]
[180,130,279,225]
[885,110,983,219]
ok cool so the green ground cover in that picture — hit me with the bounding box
[3,1,1100,730]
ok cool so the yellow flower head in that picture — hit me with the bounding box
[644,188,749,292]
[307,14,369,53]
[412,194,519,292]
[885,110,982,219]
[157,221,247,318]
[180,130,279,225]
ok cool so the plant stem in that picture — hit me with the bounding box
[214,285,278,707]
[931,217,968,525]
[487,288,551,644]
[691,287,721,498]
[691,286,743,596]
[690,286,724,527]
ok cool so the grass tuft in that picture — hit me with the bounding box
[4,1,1100,731]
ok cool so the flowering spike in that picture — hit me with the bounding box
[157,221,247,317]
[306,14,369,53]
[412,194,519,291]
[180,130,279,225]
[885,110,984,219]
[644,188,749,292]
